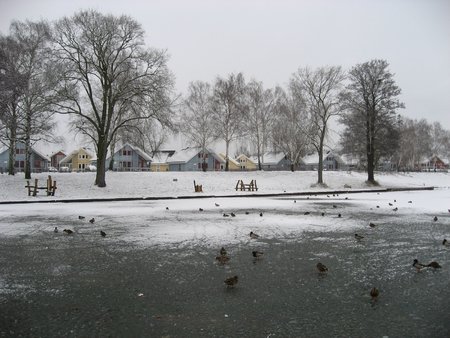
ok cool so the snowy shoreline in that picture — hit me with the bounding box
[0,170,448,202]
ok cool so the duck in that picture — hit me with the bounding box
[100,230,106,237]
[245,211,250,215]
[316,262,328,273]
[216,255,230,264]
[165,207,169,210]
[304,211,310,215]
[220,247,227,256]
[427,261,441,269]
[408,201,412,203]
[215,203,220,207]
[354,234,364,240]
[250,231,260,239]
[338,213,342,218]
[89,218,95,224]
[413,259,427,271]
[63,229,73,235]
[199,208,204,212]
[376,205,380,208]
[370,287,379,300]
[223,213,230,217]
[252,250,264,258]
[54,227,58,233]
[369,222,376,228]
[259,212,263,217]
[230,212,236,217]
[78,216,85,220]
[224,275,238,287]
[433,216,438,222]
[388,203,393,206]
[321,212,325,216]
[333,205,337,208]
[443,239,450,246]
[393,207,398,212]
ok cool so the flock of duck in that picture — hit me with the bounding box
[217,196,448,302]
[49,195,447,300]
[53,215,107,237]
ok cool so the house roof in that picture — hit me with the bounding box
[339,153,360,165]
[123,143,153,161]
[250,152,287,165]
[0,144,50,161]
[167,147,224,164]
[50,150,66,158]
[60,147,95,164]
[218,153,239,166]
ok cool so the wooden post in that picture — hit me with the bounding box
[51,180,56,196]
[47,176,52,195]
[33,179,38,196]
[27,180,31,196]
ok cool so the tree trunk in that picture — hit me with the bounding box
[317,146,323,184]
[7,136,16,176]
[257,146,262,171]
[366,112,376,183]
[317,130,325,184]
[290,163,295,172]
[225,141,229,171]
[202,157,207,172]
[95,138,108,187]
[24,139,31,180]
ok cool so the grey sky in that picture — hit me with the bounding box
[1,0,449,134]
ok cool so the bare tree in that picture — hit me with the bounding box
[212,73,247,171]
[291,66,345,185]
[340,59,404,184]
[245,80,277,170]
[179,81,216,171]
[0,36,26,175]
[51,10,174,187]
[9,20,59,179]
[271,87,310,171]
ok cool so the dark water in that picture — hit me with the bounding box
[0,199,449,338]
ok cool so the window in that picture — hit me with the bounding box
[34,160,41,168]
[16,148,25,154]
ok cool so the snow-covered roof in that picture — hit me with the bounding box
[339,153,360,165]
[250,152,287,165]
[123,143,153,161]
[60,147,95,164]
[167,147,201,164]
[301,153,319,165]
[151,152,171,164]
[218,153,239,166]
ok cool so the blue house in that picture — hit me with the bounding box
[0,142,49,173]
[167,147,224,171]
[106,143,153,171]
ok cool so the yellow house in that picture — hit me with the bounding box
[150,150,174,172]
[218,153,240,171]
[236,154,257,171]
[60,147,94,172]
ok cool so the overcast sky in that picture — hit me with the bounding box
[1,0,449,149]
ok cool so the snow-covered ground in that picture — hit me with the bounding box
[0,171,449,248]
[0,170,448,201]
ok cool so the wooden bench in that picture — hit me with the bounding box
[235,179,258,191]
[25,175,57,196]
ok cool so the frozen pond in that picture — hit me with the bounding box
[0,190,449,337]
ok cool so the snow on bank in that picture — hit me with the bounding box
[0,189,448,249]
[0,170,448,202]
